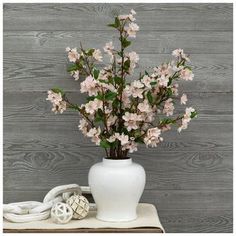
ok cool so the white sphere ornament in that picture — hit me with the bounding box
[67,195,89,219]
[51,202,73,224]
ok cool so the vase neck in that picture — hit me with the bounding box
[102,158,132,167]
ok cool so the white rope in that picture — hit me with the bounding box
[3,184,94,223]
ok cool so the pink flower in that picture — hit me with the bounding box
[128,51,139,64]
[125,22,139,38]
[171,83,179,96]
[78,119,89,135]
[172,48,190,62]
[122,112,142,131]
[180,94,188,105]
[71,70,80,80]
[122,140,138,153]
[84,99,103,115]
[178,107,195,132]
[179,68,194,81]
[116,133,129,146]
[163,98,174,116]
[103,42,114,55]
[80,75,99,96]
[138,99,152,113]
[46,90,63,105]
[107,115,117,127]
[144,127,162,147]
[142,75,154,89]
[51,101,67,114]
[128,80,145,98]
[93,49,103,62]
[86,127,101,145]
[154,63,173,77]
[67,47,80,62]
[158,75,169,87]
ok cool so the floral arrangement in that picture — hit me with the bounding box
[47,9,197,159]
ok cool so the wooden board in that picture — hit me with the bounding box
[3,31,232,54]
[3,54,233,92]
[3,3,232,31]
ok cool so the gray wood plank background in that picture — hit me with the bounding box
[3,3,233,233]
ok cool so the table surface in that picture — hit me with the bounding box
[4,227,163,233]
[3,203,164,233]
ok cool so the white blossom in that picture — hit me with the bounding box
[180,94,188,105]
[93,49,103,62]
[163,98,174,116]
[67,47,80,62]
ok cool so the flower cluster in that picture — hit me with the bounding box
[47,9,197,159]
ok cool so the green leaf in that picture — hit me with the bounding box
[135,137,144,144]
[114,17,120,28]
[94,109,104,122]
[150,81,157,86]
[114,76,123,85]
[107,23,116,28]
[93,68,100,79]
[107,17,120,29]
[123,59,131,71]
[86,48,95,56]
[96,93,104,100]
[146,91,153,104]
[67,64,78,72]
[51,88,64,96]
[166,87,173,97]
[112,98,120,109]
[100,140,111,148]
[121,37,131,48]
[86,96,96,102]
[145,70,149,76]
[105,91,117,101]
[190,111,198,119]
[160,118,174,125]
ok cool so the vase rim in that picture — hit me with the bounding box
[102,157,132,166]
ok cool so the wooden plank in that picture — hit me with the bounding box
[3,120,233,152]
[3,189,232,211]
[159,209,233,233]
[3,118,232,151]
[3,150,232,191]
[3,92,233,121]
[3,3,232,31]
[3,31,232,54]
[3,53,233,92]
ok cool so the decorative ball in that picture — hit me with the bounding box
[51,202,73,224]
[66,195,89,219]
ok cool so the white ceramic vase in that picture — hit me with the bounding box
[88,158,146,222]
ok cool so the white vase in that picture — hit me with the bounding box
[88,158,146,222]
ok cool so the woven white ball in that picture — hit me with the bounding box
[66,195,89,219]
[51,202,73,224]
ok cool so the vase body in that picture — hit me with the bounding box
[88,158,146,222]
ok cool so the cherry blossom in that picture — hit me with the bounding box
[163,98,174,116]
[180,94,188,105]
[103,42,114,55]
[66,47,80,62]
[80,75,98,96]
[144,128,162,147]
[125,22,139,38]
[93,49,103,62]
[84,99,103,115]
[122,112,142,131]
[180,68,194,81]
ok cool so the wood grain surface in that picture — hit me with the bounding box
[3,3,232,233]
